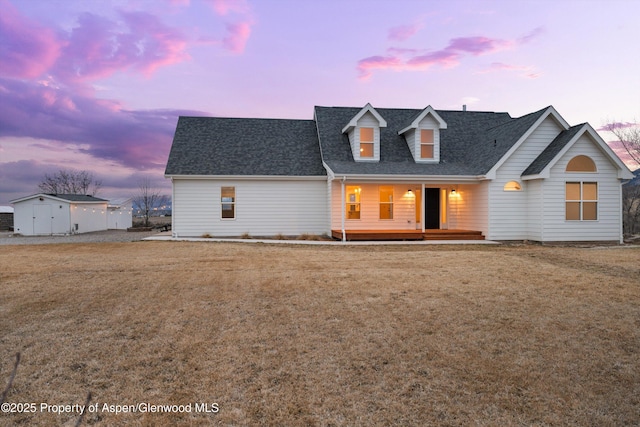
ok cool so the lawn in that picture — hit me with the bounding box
[0,242,639,426]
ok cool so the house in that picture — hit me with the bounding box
[10,194,109,235]
[164,104,635,242]
[107,198,133,230]
[0,206,14,231]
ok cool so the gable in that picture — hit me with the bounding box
[522,124,634,180]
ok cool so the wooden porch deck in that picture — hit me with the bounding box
[331,229,485,241]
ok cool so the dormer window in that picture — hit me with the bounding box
[398,105,447,164]
[420,129,434,159]
[360,127,374,158]
[342,103,387,162]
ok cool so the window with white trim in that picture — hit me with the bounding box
[503,181,522,191]
[566,182,597,221]
[221,187,235,219]
[420,129,434,159]
[379,186,393,219]
[346,186,361,220]
[359,127,374,158]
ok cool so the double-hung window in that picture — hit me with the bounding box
[566,182,597,221]
[359,127,374,158]
[221,187,235,219]
[420,129,434,159]
[346,186,361,219]
[379,186,393,219]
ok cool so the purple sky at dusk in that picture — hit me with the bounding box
[1,0,639,205]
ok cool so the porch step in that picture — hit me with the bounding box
[423,230,485,240]
[331,229,485,241]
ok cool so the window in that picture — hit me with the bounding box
[503,181,522,191]
[346,186,361,219]
[566,155,596,172]
[379,186,393,219]
[420,129,434,159]
[221,187,235,219]
[566,182,597,221]
[360,127,374,158]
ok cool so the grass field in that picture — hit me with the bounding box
[1,242,639,426]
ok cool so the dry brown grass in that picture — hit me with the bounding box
[0,242,638,426]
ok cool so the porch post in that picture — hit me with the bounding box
[421,183,425,233]
[341,176,346,242]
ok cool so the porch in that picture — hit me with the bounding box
[331,229,485,241]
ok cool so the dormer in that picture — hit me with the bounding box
[342,103,387,162]
[398,106,447,163]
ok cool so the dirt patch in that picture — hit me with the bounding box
[0,243,638,425]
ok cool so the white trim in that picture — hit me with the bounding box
[485,106,569,180]
[165,174,326,181]
[328,174,484,183]
[398,105,448,135]
[10,193,107,204]
[341,103,387,133]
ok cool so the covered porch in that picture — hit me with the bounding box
[332,179,487,241]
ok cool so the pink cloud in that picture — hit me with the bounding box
[52,11,189,82]
[207,0,250,16]
[0,77,207,170]
[478,62,540,79]
[357,28,542,80]
[222,20,253,53]
[0,0,62,79]
[388,22,423,42]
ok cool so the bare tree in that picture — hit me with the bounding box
[623,177,640,236]
[134,177,169,227]
[38,169,102,195]
[603,121,640,166]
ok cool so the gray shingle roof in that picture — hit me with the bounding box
[315,106,548,175]
[521,124,585,176]
[47,194,107,202]
[165,116,326,176]
[166,106,555,178]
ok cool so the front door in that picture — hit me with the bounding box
[425,188,440,229]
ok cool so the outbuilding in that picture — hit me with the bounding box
[10,194,109,236]
[107,198,133,230]
[0,206,14,231]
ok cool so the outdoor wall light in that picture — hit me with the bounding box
[407,189,413,194]
[451,189,456,195]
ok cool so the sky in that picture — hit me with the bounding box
[1,0,639,205]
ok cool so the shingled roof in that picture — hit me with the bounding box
[165,106,558,178]
[314,106,547,176]
[165,116,326,176]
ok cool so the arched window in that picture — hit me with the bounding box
[566,155,596,172]
[503,181,522,191]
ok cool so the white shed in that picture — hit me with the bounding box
[10,194,109,236]
[107,198,133,230]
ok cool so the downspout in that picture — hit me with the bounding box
[171,177,177,238]
[341,176,346,242]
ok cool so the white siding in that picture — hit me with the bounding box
[330,182,417,230]
[172,179,328,237]
[70,203,109,233]
[540,135,623,242]
[107,201,133,230]
[489,117,563,240]
[449,183,489,235]
[526,180,543,241]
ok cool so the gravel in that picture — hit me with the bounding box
[0,230,164,245]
